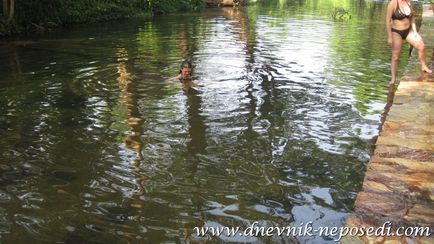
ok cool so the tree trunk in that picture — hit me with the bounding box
[2,0,8,18]
[7,0,14,22]
[2,0,14,22]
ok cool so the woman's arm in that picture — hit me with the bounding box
[410,2,417,33]
[410,17,417,33]
[386,0,396,47]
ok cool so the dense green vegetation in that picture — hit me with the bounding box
[0,0,203,36]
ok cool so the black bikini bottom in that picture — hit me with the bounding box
[392,27,410,40]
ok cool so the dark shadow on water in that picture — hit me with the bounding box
[368,85,396,154]
[185,88,207,157]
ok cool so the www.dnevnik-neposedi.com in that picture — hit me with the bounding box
[193,221,432,242]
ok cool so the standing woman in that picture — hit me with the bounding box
[386,0,432,85]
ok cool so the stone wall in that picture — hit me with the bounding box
[342,5,434,243]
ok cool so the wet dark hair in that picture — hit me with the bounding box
[179,60,192,73]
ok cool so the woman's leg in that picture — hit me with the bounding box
[406,31,433,73]
[391,32,403,84]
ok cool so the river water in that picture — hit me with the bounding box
[0,0,409,243]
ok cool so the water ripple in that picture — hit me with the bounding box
[0,2,394,243]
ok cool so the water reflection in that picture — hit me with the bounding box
[117,48,145,159]
[7,44,24,83]
[185,89,207,157]
[179,24,191,60]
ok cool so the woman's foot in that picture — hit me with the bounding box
[389,79,396,85]
[422,65,433,74]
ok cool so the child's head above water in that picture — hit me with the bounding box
[179,60,192,81]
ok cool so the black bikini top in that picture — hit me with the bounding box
[392,0,412,20]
